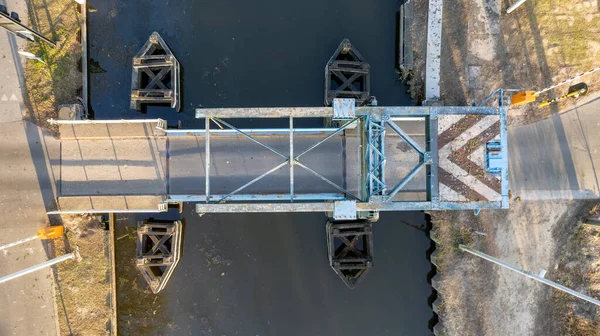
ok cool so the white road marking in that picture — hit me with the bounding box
[439,115,501,201]
[439,182,467,201]
[437,114,465,134]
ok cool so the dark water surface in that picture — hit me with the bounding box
[90,1,432,334]
[88,0,412,124]
[119,208,433,336]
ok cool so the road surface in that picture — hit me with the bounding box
[509,97,600,200]
[0,0,59,334]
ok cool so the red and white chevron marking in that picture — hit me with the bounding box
[438,114,502,202]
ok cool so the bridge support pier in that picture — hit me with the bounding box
[326,220,374,288]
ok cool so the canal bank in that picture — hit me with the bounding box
[87,0,433,334]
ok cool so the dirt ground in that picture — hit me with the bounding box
[406,1,600,334]
[431,200,600,335]
[547,206,600,336]
[23,0,82,132]
[51,214,111,336]
[409,0,600,125]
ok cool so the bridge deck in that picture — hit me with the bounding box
[50,105,507,213]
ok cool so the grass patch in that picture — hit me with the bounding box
[505,0,600,121]
[24,0,82,131]
[53,215,111,336]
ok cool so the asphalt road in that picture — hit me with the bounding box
[0,0,58,334]
[509,96,600,200]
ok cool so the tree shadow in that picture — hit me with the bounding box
[25,0,82,131]
[34,0,58,41]
[521,1,580,191]
[50,264,73,335]
[439,0,468,105]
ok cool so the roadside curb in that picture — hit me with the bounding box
[80,1,88,113]
[108,213,118,335]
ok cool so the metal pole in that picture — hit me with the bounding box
[296,117,361,159]
[48,118,162,125]
[506,0,528,13]
[459,245,600,306]
[0,236,38,250]
[215,161,289,203]
[289,116,294,202]
[163,128,340,135]
[583,218,600,228]
[294,161,360,200]
[0,253,74,285]
[386,161,425,199]
[386,119,425,154]
[205,117,211,203]
[212,118,288,159]
[534,66,600,96]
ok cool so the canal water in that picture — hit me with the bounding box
[89,0,433,334]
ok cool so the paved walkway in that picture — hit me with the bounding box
[510,97,600,200]
[0,0,58,334]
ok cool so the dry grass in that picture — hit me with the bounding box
[409,0,600,124]
[432,200,597,336]
[53,214,111,336]
[24,0,82,132]
[546,204,600,336]
[502,0,600,124]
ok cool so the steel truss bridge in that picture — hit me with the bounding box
[49,101,507,287]
[47,37,508,288]
[191,102,508,216]
[50,102,508,215]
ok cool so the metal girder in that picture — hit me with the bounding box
[385,118,425,155]
[165,193,347,203]
[367,117,386,197]
[190,105,507,214]
[427,115,440,208]
[386,161,426,200]
[195,105,503,118]
[195,200,505,214]
[201,116,363,207]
